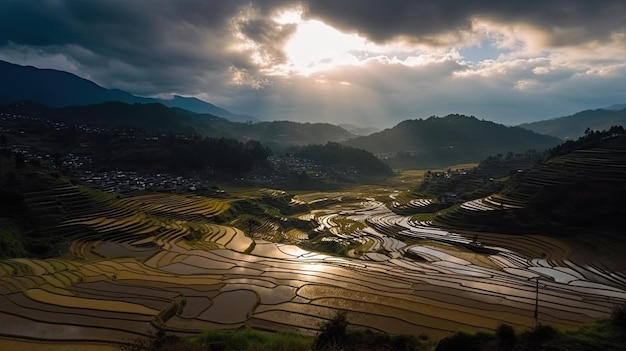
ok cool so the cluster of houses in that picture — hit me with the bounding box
[1,111,347,191]
[76,170,212,193]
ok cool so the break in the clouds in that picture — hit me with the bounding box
[0,0,625,127]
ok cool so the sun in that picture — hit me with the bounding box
[273,10,371,75]
[271,10,445,77]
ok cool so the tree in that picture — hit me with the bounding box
[14,153,24,169]
[312,311,349,350]
[242,218,260,238]
[495,324,517,350]
[52,153,62,168]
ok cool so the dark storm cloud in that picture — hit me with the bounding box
[304,0,626,46]
[1,0,623,93]
[0,0,295,94]
[0,0,624,125]
[233,15,298,68]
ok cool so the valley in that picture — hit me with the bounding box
[2,2,626,348]
[2,100,626,350]
[2,156,626,349]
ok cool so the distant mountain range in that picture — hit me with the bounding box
[0,101,354,147]
[3,99,563,168]
[518,107,626,139]
[344,114,561,168]
[5,59,625,168]
[338,124,380,136]
[0,60,256,122]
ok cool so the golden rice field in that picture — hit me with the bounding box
[1,185,625,348]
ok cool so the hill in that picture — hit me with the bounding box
[0,100,215,131]
[518,108,626,139]
[345,114,560,168]
[0,60,256,122]
[0,101,354,148]
[159,95,257,122]
[294,142,393,176]
[432,126,626,236]
[338,123,380,136]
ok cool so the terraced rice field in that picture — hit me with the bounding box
[1,186,625,348]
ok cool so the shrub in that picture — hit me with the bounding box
[611,303,626,331]
[434,331,494,351]
[516,325,558,350]
[311,311,424,351]
[312,311,349,350]
[495,324,517,350]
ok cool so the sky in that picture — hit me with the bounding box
[0,0,625,128]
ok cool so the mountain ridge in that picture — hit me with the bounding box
[344,114,561,168]
[0,60,256,122]
[0,100,355,147]
[518,108,626,139]
[433,127,626,236]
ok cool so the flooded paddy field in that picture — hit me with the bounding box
[1,186,625,347]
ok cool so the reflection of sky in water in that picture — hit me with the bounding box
[13,195,626,342]
[298,199,626,303]
[530,267,578,283]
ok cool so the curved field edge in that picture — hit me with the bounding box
[0,178,625,348]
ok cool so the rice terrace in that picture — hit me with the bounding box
[2,4,626,346]
[2,126,626,350]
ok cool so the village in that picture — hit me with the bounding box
[0,111,340,192]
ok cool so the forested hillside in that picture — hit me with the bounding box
[294,142,393,176]
[345,114,560,168]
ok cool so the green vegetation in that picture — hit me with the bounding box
[460,127,626,235]
[194,328,313,351]
[293,142,393,176]
[477,149,544,178]
[547,125,625,157]
[435,307,626,351]
[1,101,355,148]
[3,104,626,351]
[116,309,626,350]
[166,137,271,174]
[311,311,427,351]
[301,237,359,256]
[345,114,560,169]
[0,218,25,258]
[416,127,626,237]
[92,131,271,175]
[119,312,432,351]
[119,330,205,351]
[415,169,505,202]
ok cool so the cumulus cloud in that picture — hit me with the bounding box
[304,1,626,48]
[0,0,294,92]
[0,0,624,127]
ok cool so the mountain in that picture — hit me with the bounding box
[344,114,561,168]
[0,60,256,122]
[0,60,148,106]
[0,101,354,147]
[159,95,257,122]
[0,100,216,131]
[294,142,393,176]
[433,127,626,236]
[338,123,380,136]
[518,108,626,139]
